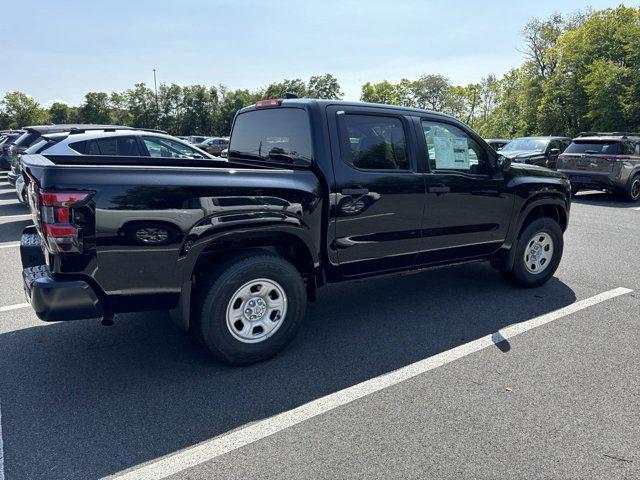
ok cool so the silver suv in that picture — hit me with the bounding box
[15,129,213,203]
[31,129,213,159]
[557,132,640,201]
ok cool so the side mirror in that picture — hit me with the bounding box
[498,155,511,173]
[549,148,560,156]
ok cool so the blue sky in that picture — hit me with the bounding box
[2,0,633,106]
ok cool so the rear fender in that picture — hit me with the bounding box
[170,212,321,331]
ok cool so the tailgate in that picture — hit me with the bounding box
[559,154,615,173]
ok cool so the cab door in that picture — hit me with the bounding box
[327,105,426,277]
[416,117,514,263]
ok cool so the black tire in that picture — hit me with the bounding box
[500,217,563,288]
[622,174,640,202]
[198,251,306,365]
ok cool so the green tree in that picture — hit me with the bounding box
[124,83,156,129]
[262,78,307,99]
[48,102,72,124]
[360,80,409,105]
[0,92,47,128]
[411,74,452,111]
[80,92,112,124]
[215,88,261,135]
[109,92,133,126]
[307,74,343,99]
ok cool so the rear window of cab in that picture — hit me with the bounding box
[229,108,313,166]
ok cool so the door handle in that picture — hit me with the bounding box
[341,188,369,196]
[428,186,450,194]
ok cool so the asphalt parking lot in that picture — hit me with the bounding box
[0,172,638,480]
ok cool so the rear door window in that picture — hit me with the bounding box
[229,108,313,166]
[337,114,409,170]
[70,136,141,156]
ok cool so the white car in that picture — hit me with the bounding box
[27,129,214,159]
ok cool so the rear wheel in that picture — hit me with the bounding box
[198,251,307,365]
[622,174,640,202]
[500,217,563,288]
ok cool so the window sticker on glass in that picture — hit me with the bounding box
[433,135,469,170]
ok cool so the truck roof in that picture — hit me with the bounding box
[238,98,462,122]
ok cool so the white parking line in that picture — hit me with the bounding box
[633,207,640,211]
[0,242,20,250]
[0,303,29,313]
[106,286,633,480]
[0,214,31,221]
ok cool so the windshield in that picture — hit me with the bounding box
[500,138,548,153]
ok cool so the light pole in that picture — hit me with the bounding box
[153,68,159,128]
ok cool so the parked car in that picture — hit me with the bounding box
[498,136,571,170]
[11,129,212,203]
[187,135,208,144]
[31,129,213,159]
[7,125,134,186]
[19,98,570,365]
[194,137,230,156]
[0,131,24,169]
[485,138,510,151]
[557,132,640,201]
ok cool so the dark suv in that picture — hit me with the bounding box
[557,132,640,201]
[498,136,571,170]
[0,131,24,169]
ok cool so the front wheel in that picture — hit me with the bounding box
[198,251,307,365]
[501,217,564,288]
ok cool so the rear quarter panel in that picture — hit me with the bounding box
[28,163,323,310]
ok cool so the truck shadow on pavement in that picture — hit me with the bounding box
[572,191,640,208]
[0,262,576,480]
[0,219,31,243]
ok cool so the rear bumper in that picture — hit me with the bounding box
[559,170,623,190]
[20,227,103,322]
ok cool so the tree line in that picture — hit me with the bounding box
[1,6,638,139]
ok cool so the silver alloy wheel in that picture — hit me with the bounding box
[524,231,554,275]
[135,227,169,244]
[225,278,288,344]
[631,177,640,200]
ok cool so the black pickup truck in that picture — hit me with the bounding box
[19,99,571,364]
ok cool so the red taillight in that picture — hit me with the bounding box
[255,98,282,108]
[602,155,630,161]
[38,191,92,253]
[42,192,89,207]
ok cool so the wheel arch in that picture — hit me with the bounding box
[496,195,568,272]
[170,228,320,331]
